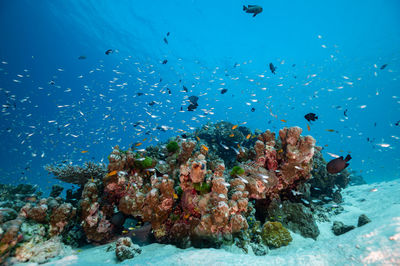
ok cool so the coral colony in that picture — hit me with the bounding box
[0,122,367,263]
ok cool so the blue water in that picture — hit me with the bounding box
[0,0,399,193]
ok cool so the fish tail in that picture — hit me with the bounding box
[243,5,247,11]
[345,154,352,162]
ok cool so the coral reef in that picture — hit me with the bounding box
[261,221,292,248]
[0,218,23,264]
[45,161,107,185]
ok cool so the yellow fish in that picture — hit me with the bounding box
[246,134,251,140]
[196,136,200,141]
[232,125,238,130]
[128,227,135,230]
[184,213,190,219]
[107,170,118,177]
[229,133,234,137]
[280,119,287,123]
[278,149,283,153]
[135,142,142,146]
[173,193,178,199]
[326,129,336,132]
[122,230,129,234]
[142,138,147,141]
[201,145,209,152]
[81,150,88,153]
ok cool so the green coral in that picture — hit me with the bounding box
[261,221,292,248]
[134,156,153,169]
[230,165,245,177]
[193,182,211,195]
[166,141,180,153]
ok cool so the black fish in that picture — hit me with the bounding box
[187,103,198,111]
[166,32,170,36]
[181,134,187,138]
[111,212,126,228]
[395,120,400,126]
[243,5,263,17]
[380,64,388,70]
[221,89,228,94]
[163,37,168,44]
[183,86,188,92]
[304,113,318,122]
[327,155,351,174]
[78,55,87,60]
[167,88,171,95]
[251,107,255,112]
[148,101,156,106]
[162,59,168,64]
[188,96,199,111]
[344,109,348,117]
[269,63,276,74]
[105,49,113,55]
[137,92,144,96]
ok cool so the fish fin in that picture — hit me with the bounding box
[243,5,247,11]
[345,154,352,162]
[253,13,257,17]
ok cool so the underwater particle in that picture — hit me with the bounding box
[269,63,277,74]
[261,221,292,248]
[380,64,388,70]
[78,55,86,60]
[221,89,228,94]
[230,165,245,177]
[304,113,318,122]
[166,141,180,153]
[243,5,263,17]
[162,59,168,64]
[326,154,352,174]
[105,49,113,55]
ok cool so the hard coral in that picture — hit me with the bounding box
[261,221,292,248]
[46,161,106,185]
[166,141,180,153]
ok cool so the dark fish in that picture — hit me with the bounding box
[111,212,126,228]
[183,86,188,92]
[137,92,144,96]
[188,95,199,111]
[251,107,255,112]
[395,120,400,126]
[292,64,296,67]
[344,109,348,117]
[181,134,187,138]
[163,37,168,44]
[167,88,171,95]
[105,49,113,55]
[304,113,318,122]
[160,78,162,82]
[243,5,263,17]
[327,155,352,174]
[49,80,55,85]
[148,101,156,106]
[78,55,87,60]
[166,32,170,36]
[221,89,228,94]
[380,64,388,70]
[269,63,276,74]
[162,59,168,64]
[187,104,198,111]
[233,62,238,68]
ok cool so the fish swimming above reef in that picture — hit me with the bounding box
[243,5,263,17]
[187,95,199,111]
[380,64,388,70]
[269,63,276,74]
[304,113,318,122]
[221,89,228,94]
[162,59,168,64]
[327,154,352,174]
[78,55,86,60]
[105,49,113,55]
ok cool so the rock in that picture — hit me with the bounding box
[332,221,355,235]
[250,242,268,256]
[265,200,320,239]
[261,221,292,248]
[115,237,142,261]
[15,236,69,263]
[0,208,18,223]
[357,214,371,227]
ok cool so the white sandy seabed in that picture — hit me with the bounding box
[23,179,400,266]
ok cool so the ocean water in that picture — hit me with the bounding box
[0,1,400,264]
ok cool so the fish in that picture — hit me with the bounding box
[395,121,400,126]
[167,32,170,36]
[220,142,229,150]
[196,136,201,141]
[107,170,118,177]
[307,124,311,131]
[162,59,168,64]
[183,86,188,92]
[163,37,168,44]
[135,143,142,147]
[220,88,228,94]
[81,150,89,153]
[269,63,277,74]
[251,107,255,112]
[229,133,234,137]
[304,113,318,122]
[243,5,263,17]
[325,129,337,133]
[105,49,113,55]
[78,55,87,60]
[344,109,348,117]
[232,125,238,130]
[380,64,388,70]
[173,193,178,199]
[246,134,251,140]
[326,154,352,174]
[201,145,209,152]
[280,119,287,123]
